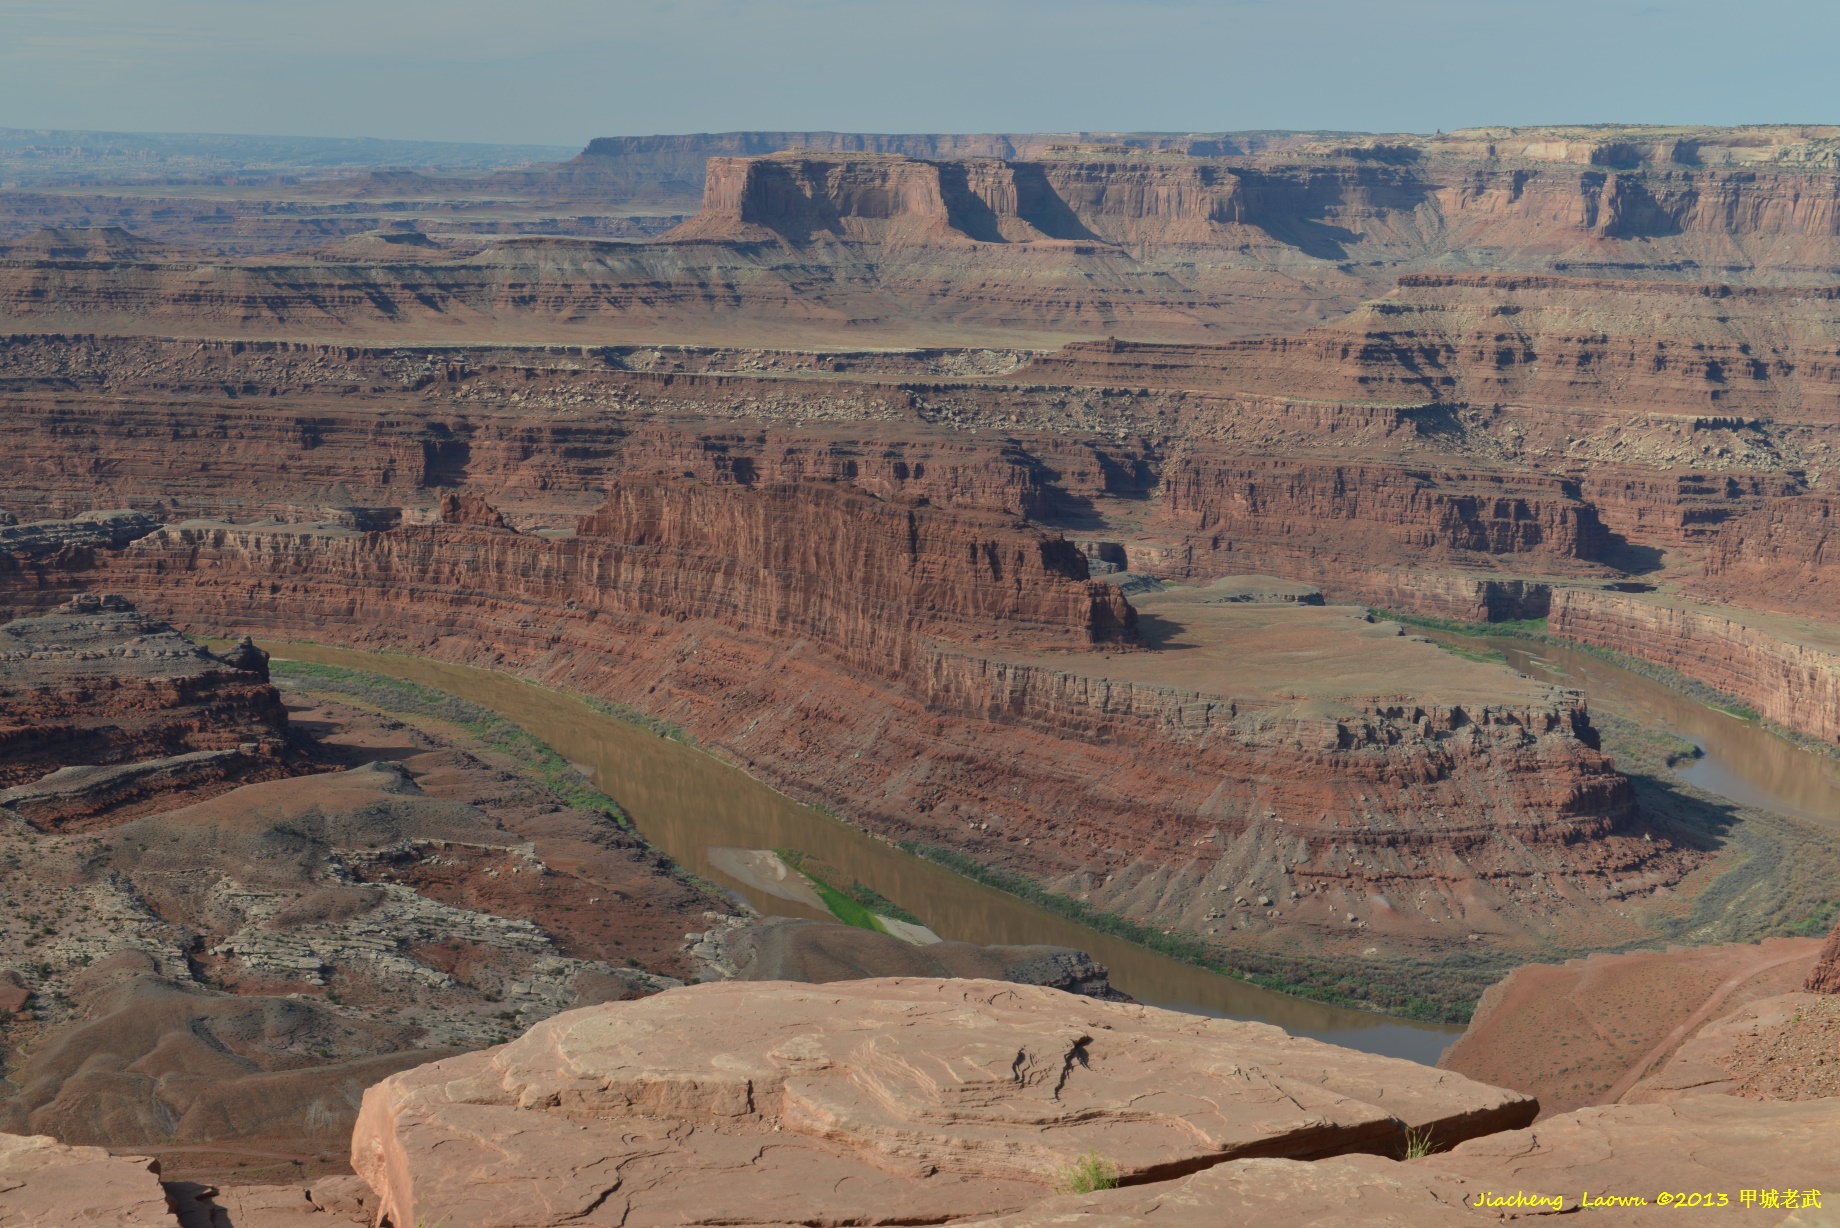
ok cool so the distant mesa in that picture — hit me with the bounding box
[0,226,185,262]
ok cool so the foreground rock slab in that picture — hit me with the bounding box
[976,1096,1840,1227]
[971,1155,1499,1228]
[1427,1096,1840,1225]
[352,978,1535,1228]
[0,1132,172,1225]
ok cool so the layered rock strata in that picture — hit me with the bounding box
[349,979,1536,1228]
[7,128,1840,346]
[0,594,288,812]
[1549,588,1840,744]
[72,489,1673,981]
[1700,494,1840,616]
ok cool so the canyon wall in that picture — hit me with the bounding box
[1155,455,1608,564]
[1699,495,1840,615]
[47,480,1688,986]
[1550,588,1840,744]
[6,128,1840,346]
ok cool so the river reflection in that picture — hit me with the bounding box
[1439,635,1840,828]
[263,642,1461,1065]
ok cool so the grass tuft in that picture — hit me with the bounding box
[1402,1125,1440,1160]
[1055,1150,1121,1194]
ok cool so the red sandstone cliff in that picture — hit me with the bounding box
[576,479,1136,655]
[63,474,1678,978]
[1700,495,1839,615]
[1549,588,1840,745]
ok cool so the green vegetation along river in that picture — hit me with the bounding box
[259,642,1465,1064]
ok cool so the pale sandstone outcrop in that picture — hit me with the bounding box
[0,1132,173,1225]
[977,1098,1840,1227]
[350,979,1534,1228]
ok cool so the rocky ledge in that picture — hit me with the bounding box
[350,978,1535,1228]
[9,975,1840,1226]
[0,593,288,812]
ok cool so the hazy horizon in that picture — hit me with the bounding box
[2,0,1835,149]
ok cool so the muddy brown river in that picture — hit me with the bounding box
[1439,633,1840,829]
[263,643,1465,1064]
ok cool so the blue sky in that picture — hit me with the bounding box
[1,0,1833,145]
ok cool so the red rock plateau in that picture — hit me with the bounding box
[5,123,1840,345]
[6,121,1840,1220]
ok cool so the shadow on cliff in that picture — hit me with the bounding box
[1595,535,1666,576]
[1132,611,1203,650]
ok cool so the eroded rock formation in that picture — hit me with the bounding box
[1807,915,1840,994]
[0,594,289,818]
[349,979,1535,1228]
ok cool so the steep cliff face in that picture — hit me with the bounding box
[575,479,1138,656]
[666,145,1840,272]
[1700,495,1839,614]
[105,479,1132,671]
[70,477,1679,975]
[1433,166,1840,264]
[1550,588,1840,744]
[1155,454,1608,568]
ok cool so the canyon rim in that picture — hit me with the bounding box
[1,108,1839,1227]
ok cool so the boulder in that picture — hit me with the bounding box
[351,978,1535,1228]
